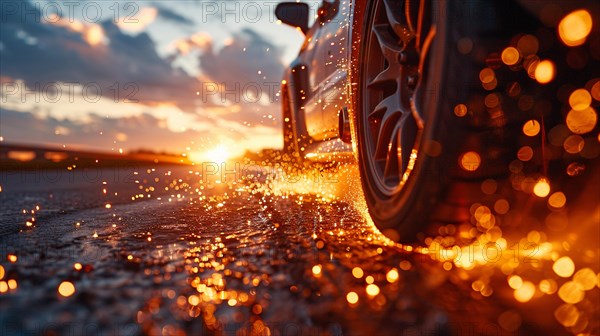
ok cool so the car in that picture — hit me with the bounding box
[275,0,599,241]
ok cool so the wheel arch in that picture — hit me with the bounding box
[281,58,313,158]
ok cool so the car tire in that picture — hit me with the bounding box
[355,0,537,241]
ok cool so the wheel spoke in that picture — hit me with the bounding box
[370,89,407,160]
[383,124,402,182]
[368,66,399,88]
[368,25,402,89]
[372,24,402,64]
[362,0,435,194]
[382,0,415,45]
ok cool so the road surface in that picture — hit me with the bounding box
[0,162,598,335]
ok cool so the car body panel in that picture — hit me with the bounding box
[319,68,348,140]
[281,0,355,148]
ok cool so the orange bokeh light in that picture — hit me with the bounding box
[558,10,593,47]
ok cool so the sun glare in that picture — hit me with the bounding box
[191,145,231,163]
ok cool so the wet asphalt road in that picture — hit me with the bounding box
[0,163,598,335]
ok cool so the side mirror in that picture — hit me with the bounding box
[275,2,309,34]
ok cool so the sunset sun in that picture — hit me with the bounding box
[190,145,231,163]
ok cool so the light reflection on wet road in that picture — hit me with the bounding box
[0,163,598,335]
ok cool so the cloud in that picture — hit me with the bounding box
[182,28,285,126]
[0,1,286,152]
[174,32,213,55]
[171,27,285,97]
[154,5,195,26]
[0,1,200,112]
[198,28,284,97]
[1,2,284,117]
[43,13,108,46]
[116,7,158,33]
[0,107,282,153]
[0,107,204,152]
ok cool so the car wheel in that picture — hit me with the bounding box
[356,0,524,241]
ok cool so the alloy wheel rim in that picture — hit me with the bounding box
[362,0,437,197]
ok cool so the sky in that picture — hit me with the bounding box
[0,0,321,158]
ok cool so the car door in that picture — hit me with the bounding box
[306,0,350,141]
[301,15,326,139]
